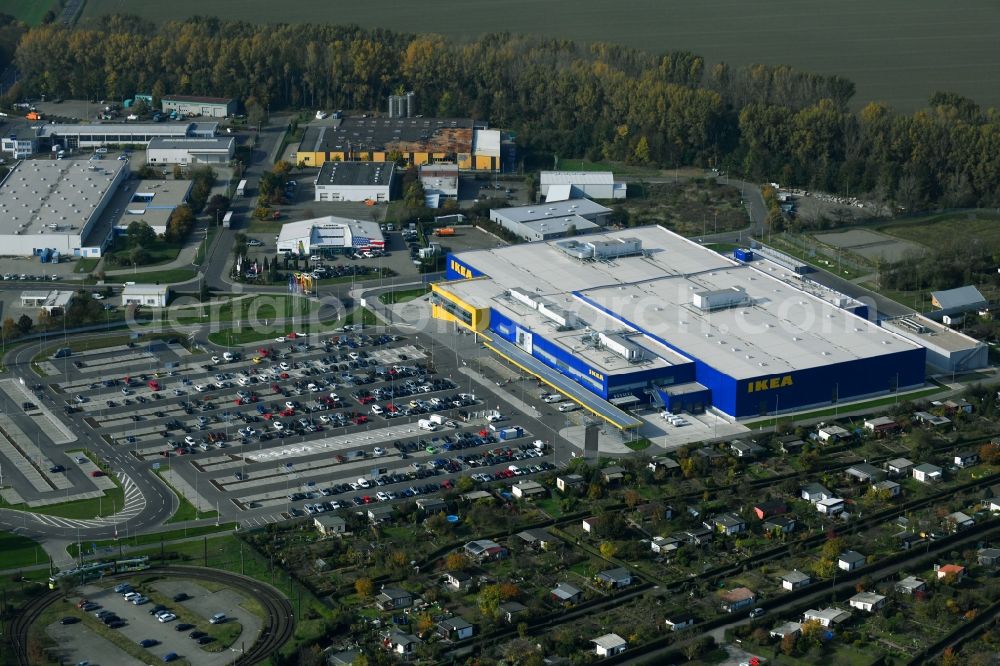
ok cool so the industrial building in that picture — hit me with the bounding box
[146,137,235,165]
[122,284,170,308]
[160,95,237,118]
[540,171,626,201]
[313,161,395,203]
[116,179,192,235]
[0,159,129,257]
[6,122,218,155]
[276,216,385,256]
[420,163,459,208]
[489,199,610,241]
[295,116,514,172]
[431,226,928,428]
[882,314,987,373]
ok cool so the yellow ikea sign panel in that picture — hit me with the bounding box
[588,368,605,382]
[747,375,794,393]
[450,260,474,279]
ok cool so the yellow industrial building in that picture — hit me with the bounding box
[295,116,510,171]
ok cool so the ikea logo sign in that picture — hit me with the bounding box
[747,375,794,393]
[588,369,605,382]
[450,260,474,280]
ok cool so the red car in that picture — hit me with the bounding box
[147,380,160,391]
[352,415,368,425]
[279,372,290,379]
[271,383,281,394]
[90,470,104,478]
[280,408,295,417]
[358,395,375,405]
[262,412,273,420]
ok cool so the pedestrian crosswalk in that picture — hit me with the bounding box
[32,472,146,530]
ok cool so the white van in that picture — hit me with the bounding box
[418,419,438,431]
[542,394,562,404]
[557,403,578,413]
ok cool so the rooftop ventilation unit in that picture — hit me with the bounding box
[692,287,751,312]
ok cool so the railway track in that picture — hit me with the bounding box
[7,566,294,666]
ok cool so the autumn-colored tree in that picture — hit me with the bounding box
[624,489,641,510]
[979,441,1000,465]
[498,582,520,601]
[599,541,618,559]
[780,632,798,656]
[415,613,435,636]
[445,551,468,571]
[354,577,374,598]
[586,483,603,501]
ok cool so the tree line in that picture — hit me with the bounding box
[6,16,1000,209]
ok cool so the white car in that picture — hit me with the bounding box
[557,403,578,412]
[370,405,384,415]
[372,447,386,456]
[307,383,320,392]
[157,613,176,623]
[376,491,390,502]
[319,415,331,424]
[211,356,221,364]
[223,352,235,362]
[184,436,197,446]
[279,362,291,371]
[194,384,206,392]
[91,292,104,300]
[285,401,295,410]
[274,336,286,343]
[357,478,371,489]
[272,420,284,431]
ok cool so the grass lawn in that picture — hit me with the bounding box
[745,383,948,429]
[558,158,664,178]
[174,294,313,325]
[771,235,867,280]
[5,0,60,24]
[378,285,430,304]
[66,523,237,558]
[96,268,197,284]
[0,485,125,519]
[878,209,1000,247]
[0,531,46,568]
[106,237,185,268]
[74,257,101,274]
[205,305,380,345]
[246,219,283,234]
[625,438,652,451]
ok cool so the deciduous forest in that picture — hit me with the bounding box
[6,16,1000,209]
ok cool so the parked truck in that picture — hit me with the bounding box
[236,179,248,197]
[434,227,455,236]
[417,418,438,431]
[498,426,524,441]
[428,414,446,426]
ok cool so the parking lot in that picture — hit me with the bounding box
[51,326,556,527]
[49,578,260,666]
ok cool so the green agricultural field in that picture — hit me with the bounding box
[5,0,60,25]
[81,0,1000,111]
[879,210,1000,248]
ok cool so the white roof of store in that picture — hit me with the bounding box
[472,128,501,156]
[440,226,921,379]
[0,159,126,236]
[39,123,192,137]
[492,198,610,224]
[122,284,170,296]
[147,137,234,152]
[276,216,383,247]
[541,171,615,185]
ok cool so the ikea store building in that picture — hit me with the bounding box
[431,226,926,428]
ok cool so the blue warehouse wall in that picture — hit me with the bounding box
[731,347,926,418]
[445,253,486,281]
[606,363,696,398]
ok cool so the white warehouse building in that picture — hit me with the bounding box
[540,171,626,201]
[314,161,395,203]
[146,137,235,165]
[122,284,170,307]
[0,159,129,257]
[276,216,385,256]
[489,198,610,241]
